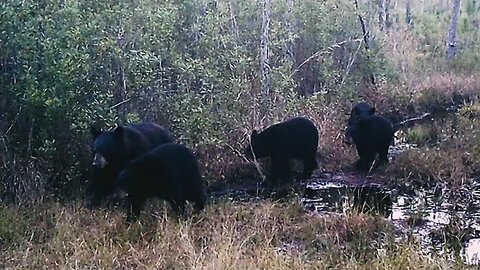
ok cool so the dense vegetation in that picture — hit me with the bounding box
[1,0,480,268]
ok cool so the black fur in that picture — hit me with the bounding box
[347,102,376,126]
[245,117,319,185]
[116,143,206,221]
[345,104,394,171]
[87,122,173,205]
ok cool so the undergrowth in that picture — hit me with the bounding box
[0,200,463,270]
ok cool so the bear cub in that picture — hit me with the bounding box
[345,103,394,171]
[245,117,319,186]
[115,143,206,221]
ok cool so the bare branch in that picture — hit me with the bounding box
[339,38,364,88]
[289,38,363,78]
[4,106,22,136]
[109,98,131,110]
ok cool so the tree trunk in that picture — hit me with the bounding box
[405,0,413,28]
[260,0,271,95]
[477,1,480,42]
[228,0,239,47]
[377,0,385,31]
[471,0,479,43]
[385,0,392,30]
[284,0,295,62]
[114,28,128,120]
[353,0,376,87]
[447,0,461,59]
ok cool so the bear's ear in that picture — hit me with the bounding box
[369,107,376,115]
[91,126,101,138]
[113,126,124,140]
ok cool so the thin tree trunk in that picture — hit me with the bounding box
[385,0,392,30]
[354,0,371,49]
[284,0,295,62]
[353,0,376,87]
[377,0,385,31]
[228,0,239,47]
[115,27,128,119]
[260,0,271,95]
[447,0,461,59]
[405,0,413,28]
[472,0,479,42]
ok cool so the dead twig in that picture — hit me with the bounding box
[289,38,363,79]
[4,106,22,136]
[109,98,131,111]
[393,113,431,132]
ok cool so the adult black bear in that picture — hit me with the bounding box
[245,117,319,185]
[345,103,393,171]
[88,122,173,206]
[115,143,206,220]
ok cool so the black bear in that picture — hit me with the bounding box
[88,122,173,206]
[345,103,394,171]
[245,117,319,185]
[115,143,206,220]
[347,102,376,126]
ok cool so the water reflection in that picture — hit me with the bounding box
[303,174,480,265]
[465,238,480,265]
[304,181,393,217]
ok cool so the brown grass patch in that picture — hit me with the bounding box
[1,199,463,269]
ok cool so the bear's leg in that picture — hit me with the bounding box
[266,158,279,186]
[271,157,291,184]
[377,144,390,166]
[192,193,206,212]
[185,183,206,213]
[354,143,372,171]
[355,154,375,171]
[127,196,145,222]
[302,153,318,180]
[170,199,187,218]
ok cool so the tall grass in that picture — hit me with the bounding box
[0,199,464,269]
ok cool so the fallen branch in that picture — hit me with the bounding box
[392,113,431,132]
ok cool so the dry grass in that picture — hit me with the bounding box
[387,101,480,188]
[0,198,468,270]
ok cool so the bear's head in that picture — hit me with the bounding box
[90,126,127,169]
[87,125,128,205]
[347,102,375,126]
[245,130,269,160]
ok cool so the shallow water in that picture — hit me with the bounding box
[302,173,480,265]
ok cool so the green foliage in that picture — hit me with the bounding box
[417,88,453,113]
[406,125,439,146]
[1,0,480,200]
[0,206,28,249]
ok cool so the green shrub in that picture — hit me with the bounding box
[0,206,28,250]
